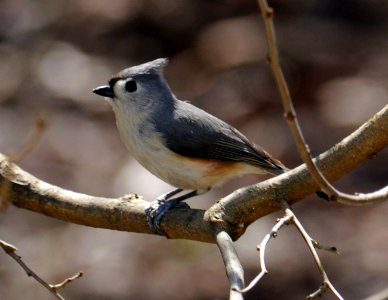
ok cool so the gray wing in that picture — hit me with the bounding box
[155,101,286,175]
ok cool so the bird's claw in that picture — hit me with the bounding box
[145,198,189,236]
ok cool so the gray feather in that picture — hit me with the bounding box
[154,100,286,175]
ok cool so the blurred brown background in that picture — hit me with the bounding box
[0,0,387,299]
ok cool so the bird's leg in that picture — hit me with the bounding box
[168,190,200,203]
[145,189,201,236]
[156,188,183,201]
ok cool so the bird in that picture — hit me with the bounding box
[93,58,327,235]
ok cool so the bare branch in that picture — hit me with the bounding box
[216,231,244,300]
[0,239,82,300]
[9,116,46,163]
[289,208,343,299]
[0,116,46,211]
[0,104,387,242]
[238,201,343,299]
[238,211,292,293]
[312,240,339,254]
[51,272,83,293]
[257,0,388,205]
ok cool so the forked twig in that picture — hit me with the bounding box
[0,239,83,300]
[237,212,292,293]
[289,208,343,299]
[238,201,343,299]
[257,0,388,205]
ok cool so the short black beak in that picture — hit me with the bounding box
[93,85,115,98]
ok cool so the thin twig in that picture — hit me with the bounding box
[51,272,83,293]
[257,0,388,205]
[216,231,244,300]
[312,239,339,254]
[9,116,46,163]
[0,116,46,211]
[288,209,343,299]
[0,239,82,300]
[237,213,292,293]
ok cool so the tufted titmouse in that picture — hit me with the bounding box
[93,58,327,234]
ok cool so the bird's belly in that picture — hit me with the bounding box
[134,147,214,190]
[136,149,260,190]
[118,124,262,190]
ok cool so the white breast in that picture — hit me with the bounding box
[112,104,210,189]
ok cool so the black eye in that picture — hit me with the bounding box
[125,79,137,92]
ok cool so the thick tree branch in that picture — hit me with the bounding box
[0,106,387,243]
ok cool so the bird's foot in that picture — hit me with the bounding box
[145,196,189,236]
